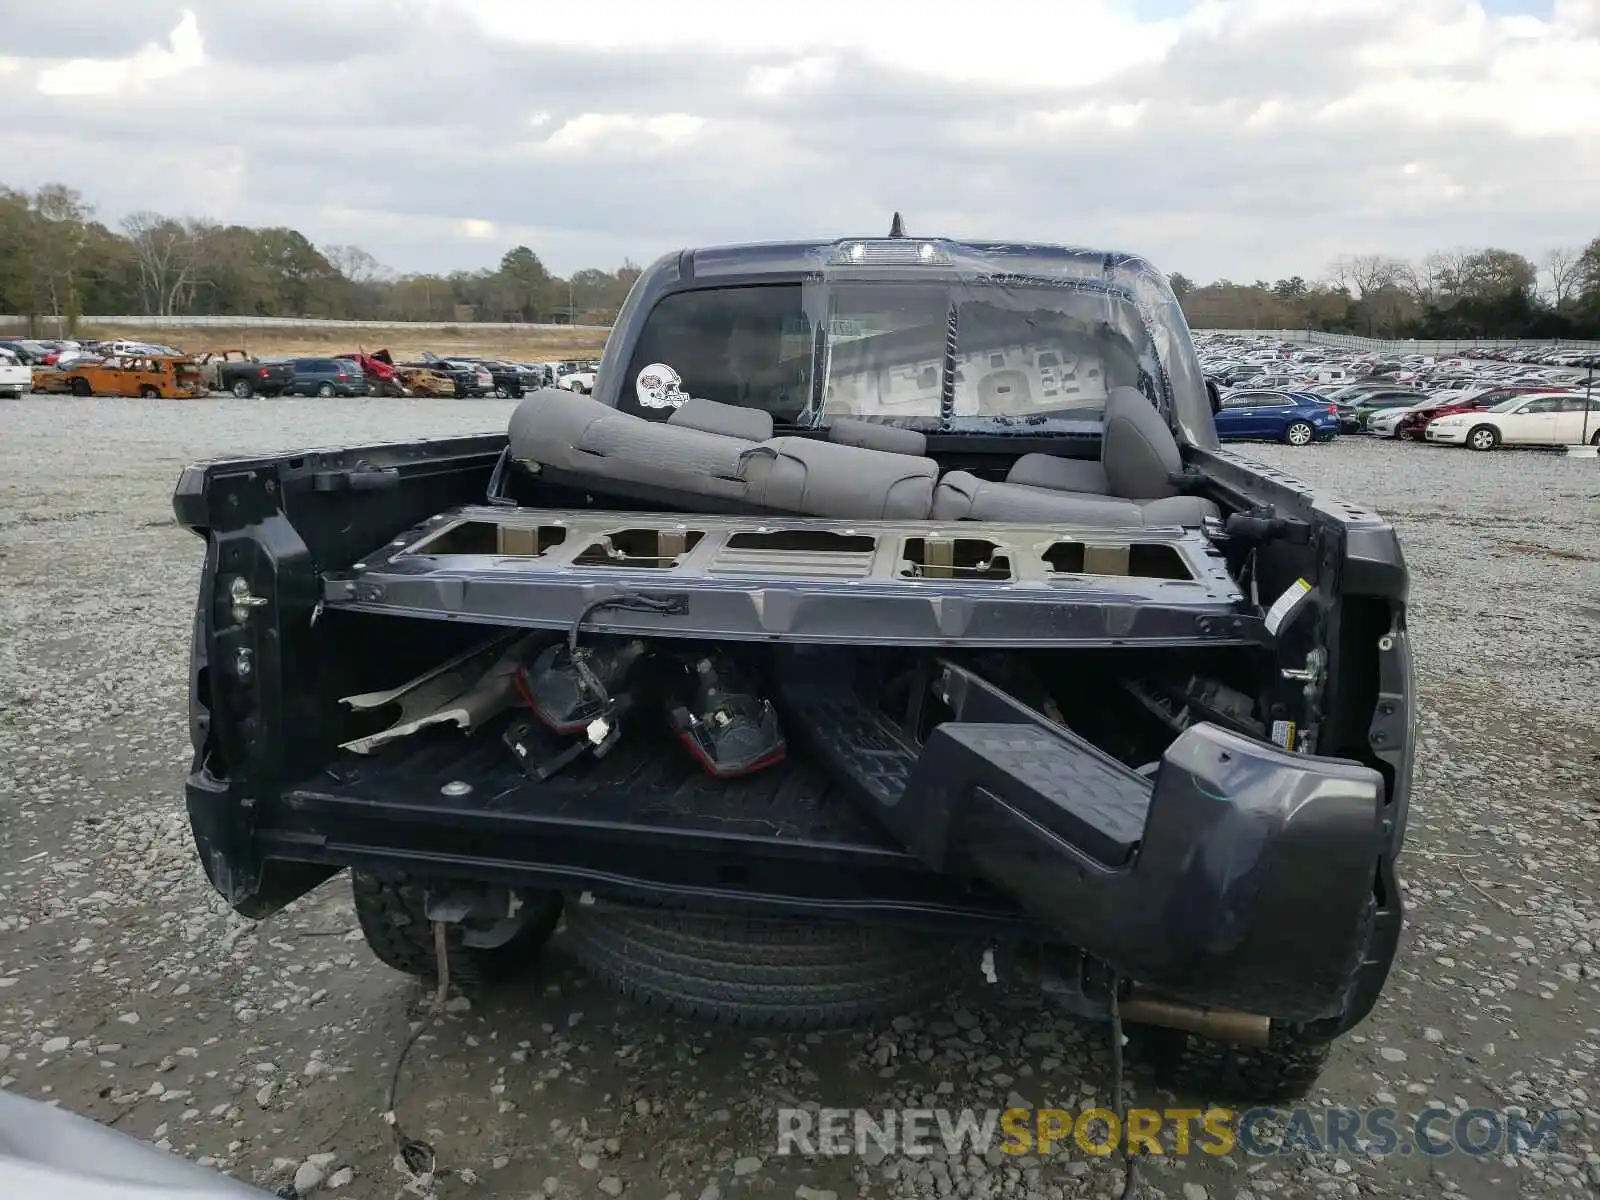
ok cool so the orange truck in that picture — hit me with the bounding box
[33,354,211,399]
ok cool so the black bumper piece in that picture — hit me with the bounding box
[783,660,1389,1024]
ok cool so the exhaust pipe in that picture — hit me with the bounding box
[1119,992,1272,1047]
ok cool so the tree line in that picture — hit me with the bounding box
[0,181,641,332]
[7,180,1600,342]
[1172,243,1600,341]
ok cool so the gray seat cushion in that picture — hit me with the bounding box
[742,437,936,520]
[827,417,928,456]
[508,389,938,520]
[1002,387,1183,500]
[1102,386,1184,499]
[669,397,774,442]
[932,472,1216,528]
[509,389,756,503]
[1006,453,1109,495]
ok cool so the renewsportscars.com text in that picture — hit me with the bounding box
[776,1106,1563,1160]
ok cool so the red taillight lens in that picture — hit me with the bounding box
[337,373,348,379]
[1328,405,1338,414]
[259,369,269,377]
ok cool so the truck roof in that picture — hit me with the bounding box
[655,237,1162,283]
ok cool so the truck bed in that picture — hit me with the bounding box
[272,720,1031,935]
[322,505,1260,649]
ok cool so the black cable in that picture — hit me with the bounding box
[565,593,688,706]
[385,1008,439,1180]
[1108,984,1142,1200]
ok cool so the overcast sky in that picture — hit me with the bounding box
[2,0,1597,284]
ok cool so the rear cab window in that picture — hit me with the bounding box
[619,277,1174,438]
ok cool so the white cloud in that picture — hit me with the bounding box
[543,112,707,152]
[1,0,1598,285]
[461,0,1179,89]
[36,9,203,97]
[746,56,837,98]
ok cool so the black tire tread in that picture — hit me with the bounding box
[564,904,955,1030]
[351,871,561,990]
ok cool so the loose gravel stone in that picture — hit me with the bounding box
[0,404,1594,1200]
[293,1160,326,1194]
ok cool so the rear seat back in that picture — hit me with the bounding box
[826,417,928,456]
[932,471,1215,528]
[742,437,936,520]
[508,389,937,519]
[669,397,774,442]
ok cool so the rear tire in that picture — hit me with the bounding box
[139,385,159,398]
[1284,420,1315,446]
[317,382,335,398]
[351,872,562,990]
[1132,1023,1335,1103]
[564,903,958,1029]
[231,379,254,399]
[1466,424,1499,451]
[70,378,92,397]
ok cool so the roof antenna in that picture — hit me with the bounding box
[888,212,906,238]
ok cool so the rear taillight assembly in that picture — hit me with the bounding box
[259,368,269,377]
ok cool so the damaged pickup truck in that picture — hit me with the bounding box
[174,230,1413,1100]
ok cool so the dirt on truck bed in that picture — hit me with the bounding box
[1,396,1598,1200]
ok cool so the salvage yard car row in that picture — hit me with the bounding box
[0,335,599,400]
[1196,331,1600,451]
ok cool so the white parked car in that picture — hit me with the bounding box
[0,349,30,398]
[0,1088,275,1197]
[1426,393,1600,450]
[558,368,597,394]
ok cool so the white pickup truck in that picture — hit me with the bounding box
[0,350,32,398]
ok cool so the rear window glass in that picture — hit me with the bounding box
[621,279,1161,435]
[620,285,812,422]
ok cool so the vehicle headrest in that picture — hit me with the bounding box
[826,417,928,456]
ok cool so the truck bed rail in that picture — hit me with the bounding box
[322,505,1261,648]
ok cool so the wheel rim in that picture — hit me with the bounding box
[1470,429,1495,450]
[459,910,534,949]
[232,381,249,397]
[319,384,333,396]
[1288,423,1312,445]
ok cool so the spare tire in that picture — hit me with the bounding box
[352,871,562,990]
[564,903,959,1029]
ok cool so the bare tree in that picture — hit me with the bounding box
[123,211,214,315]
[1422,248,1474,304]
[1327,254,1412,299]
[1542,247,1583,309]
[324,243,388,284]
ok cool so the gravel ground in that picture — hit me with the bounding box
[2,397,1598,1200]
